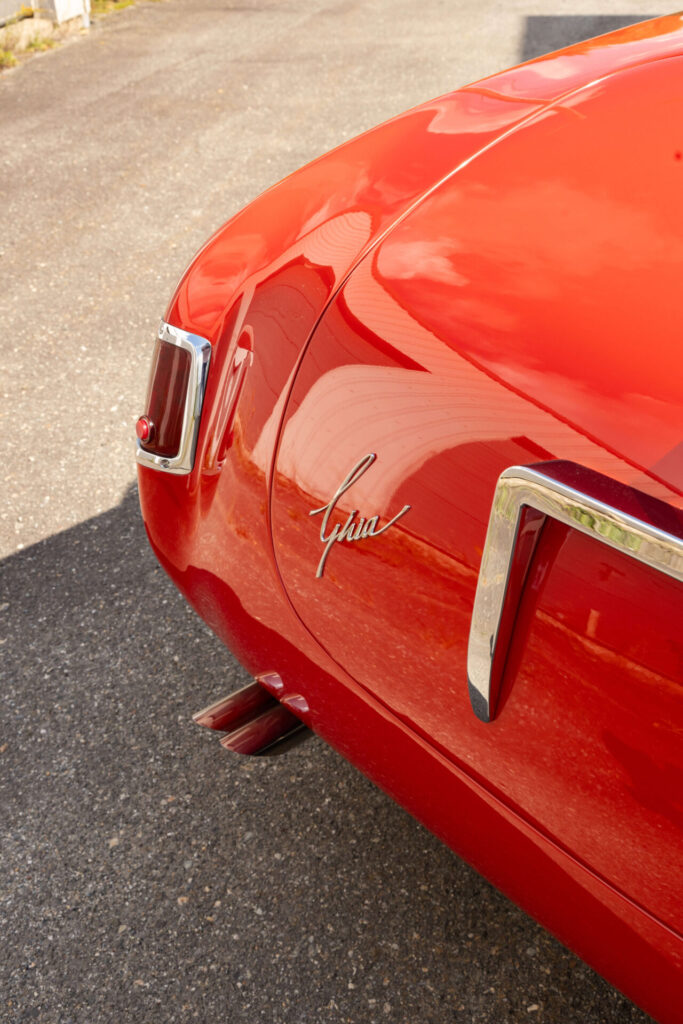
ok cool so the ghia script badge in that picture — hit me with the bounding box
[309,453,411,578]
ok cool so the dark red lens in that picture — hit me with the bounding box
[139,339,191,457]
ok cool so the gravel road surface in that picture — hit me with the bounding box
[1,2,662,1022]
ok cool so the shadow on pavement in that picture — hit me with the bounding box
[520,14,655,61]
[0,485,650,1023]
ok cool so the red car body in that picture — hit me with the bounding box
[137,16,683,1023]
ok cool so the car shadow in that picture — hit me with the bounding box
[0,484,651,1023]
[520,14,656,61]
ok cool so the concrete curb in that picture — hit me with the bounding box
[0,3,90,66]
[0,1,89,27]
[0,15,54,51]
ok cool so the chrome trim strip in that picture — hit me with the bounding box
[135,321,211,475]
[467,463,683,723]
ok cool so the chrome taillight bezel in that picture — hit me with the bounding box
[135,321,211,475]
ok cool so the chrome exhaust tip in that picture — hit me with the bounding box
[194,679,311,756]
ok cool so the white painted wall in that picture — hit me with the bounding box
[39,0,90,26]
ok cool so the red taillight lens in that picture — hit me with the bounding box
[139,339,192,457]
[136,323,210,474]
[135,415,154,443]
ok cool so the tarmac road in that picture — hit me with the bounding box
[0,2,663,1022]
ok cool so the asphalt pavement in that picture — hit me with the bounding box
[0,2,664,1022]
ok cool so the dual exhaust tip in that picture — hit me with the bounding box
[193,676,311,756]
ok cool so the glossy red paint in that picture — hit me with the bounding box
[271,51,683,933]
[138,16,683,1024]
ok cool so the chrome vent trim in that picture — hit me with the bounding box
[467,462,683,723]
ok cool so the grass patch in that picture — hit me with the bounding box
[3,5,35,27]
[0,49,17,68]
[25,36,58,52]
[91,0,164,13]
[91,0,136,13]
